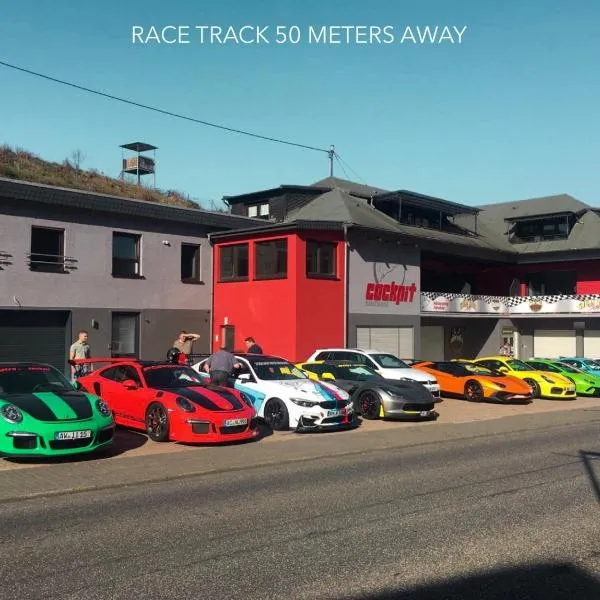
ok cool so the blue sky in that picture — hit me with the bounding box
[1,0,599,208]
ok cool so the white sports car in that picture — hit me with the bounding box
[192,354,357,432]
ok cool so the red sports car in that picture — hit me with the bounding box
[75,359,259,443]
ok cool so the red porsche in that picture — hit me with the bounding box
[75,359,259,443]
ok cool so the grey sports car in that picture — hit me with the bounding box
[297,361,438,421]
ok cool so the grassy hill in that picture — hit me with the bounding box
[0,145,207,209]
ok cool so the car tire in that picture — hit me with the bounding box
[524,378,540,399]
[358,390,383,419]
[263,398,289,431]
[145,402,170,442]
[464,380,484,402]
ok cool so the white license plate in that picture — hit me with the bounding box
[224,418,248,427]
[55,430,92,440]
[420,411,430,417]
[567,387,575,392]
[327,409,345,417]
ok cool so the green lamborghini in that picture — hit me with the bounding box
[0,363,115,457]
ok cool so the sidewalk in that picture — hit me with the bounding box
[1,398,599,503]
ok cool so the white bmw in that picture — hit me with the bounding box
[192,354,357,432]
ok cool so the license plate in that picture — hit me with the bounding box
[420,411,430,417]
[327,409,345,417]
[55,430,92,440]
[567,387,575,392]
[224,418,247,427]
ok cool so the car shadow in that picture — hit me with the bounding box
[339,562,600,599]
[2,428,148,464]
[580,450,600,504]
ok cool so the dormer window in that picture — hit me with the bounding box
[509,214,575,243]
[247,203,270,219]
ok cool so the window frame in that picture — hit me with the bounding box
[181,243,202,284]
[254,238,288,280]
[219,243,249,282]
[29,226,66,273]
[112,232,142,279]
[306,240,337,279]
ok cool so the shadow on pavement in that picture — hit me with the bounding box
[343,563,600,600]
[2,428,148,464]
[580,450,600,503]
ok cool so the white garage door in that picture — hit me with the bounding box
[420,326,445,361]
[533,330,576,358]
[356,327,414,359]
[583,331,600,359]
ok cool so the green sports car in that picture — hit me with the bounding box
[0,362,115,457]
[525,358,600,397]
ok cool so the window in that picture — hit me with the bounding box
[259,203,269,217]
[181,243,201,283]
[29,226,65,273]
[219,243,249,281]
[510,215,574,243]
[306,241,336,277]
[525,271,576,296]
[111,313,139,357]
[255,239,287,278]
[248,205,258,218]
[112,232,141,278]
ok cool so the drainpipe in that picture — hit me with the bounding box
[207,232,214,354]
[343,223,349,348]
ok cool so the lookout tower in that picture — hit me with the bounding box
[120,142,157,187]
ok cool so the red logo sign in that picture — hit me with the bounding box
[365,282,417,304]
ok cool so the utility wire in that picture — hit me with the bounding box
[334,153,352,181]
[0,59,329,154]
[334,151,369,185]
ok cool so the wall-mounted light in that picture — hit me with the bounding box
[91,319,99,329]
[162,240,171,246]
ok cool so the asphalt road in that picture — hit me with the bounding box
[2,418,600,600]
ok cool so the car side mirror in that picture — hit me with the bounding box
[498,367,509,373]
[321,372,335,381]
[237,373,251,382]
[73,381,83,390]
[123,379,138,390]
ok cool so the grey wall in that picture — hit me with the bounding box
[347,314,420,350]
[0,200,212,310]
[347,234,420,316]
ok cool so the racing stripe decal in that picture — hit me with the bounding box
[173,387,244,411]
[44,392,93,420]
[4,394,59,421]
[315,382,341,401]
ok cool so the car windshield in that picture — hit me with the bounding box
[586,360,600,369]
[528,362,560,373]
[506,359,533,372]
[462,363,498,376]
[252,361,308,381]
[555,362,584,374]
[143,365,204,388]
[369,354,410,368]
[323,364,381,381]
[0,365,73,394]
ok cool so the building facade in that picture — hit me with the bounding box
[211,176,600,362]
[0,177,262,371]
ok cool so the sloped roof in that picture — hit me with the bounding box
[311,176,388,199]
[477,194,590,220]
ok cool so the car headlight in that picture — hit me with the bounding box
[239,392,254,408]
[541,376,555,383]
[176,397,196,412]
[290,397,318,407]
[95,399,111,417]
[1,404,23,424]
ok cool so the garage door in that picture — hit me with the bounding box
[0,310,69,371]
[356,327,414,358]
[583,331,600,359]
[420,326,444,361]
[533,330,576,358]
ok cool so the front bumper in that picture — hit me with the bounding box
[295,412,359,433]
[173,416,260,443]
[540,385,577,400]
[384,408,439,420]
[1,423,115,457]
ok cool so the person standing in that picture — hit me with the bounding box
[69,330,91,382]
[173,331,200,361]
[244,336,263,354]
[203,347,241,386]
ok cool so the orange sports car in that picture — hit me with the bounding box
[412,361,533,403]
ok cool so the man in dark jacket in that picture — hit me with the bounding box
[244,337,263,354]
[203,347,241,386]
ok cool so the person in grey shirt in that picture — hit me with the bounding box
[69,330,91,382]
[203,348,241,386]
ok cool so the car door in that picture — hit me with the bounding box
[105,364,145,427]
[233,359,268,412]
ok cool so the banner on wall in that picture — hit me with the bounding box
[421,292,600,314]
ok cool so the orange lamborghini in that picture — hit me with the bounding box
[413,361,533,403]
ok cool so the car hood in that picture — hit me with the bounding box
[0,391,94,421]
[376,379,435,402]
[272,379,349,401]
[163,386,248,412]
[379,367,436,382]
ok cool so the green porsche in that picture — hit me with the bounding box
[525,358,600,397]
[0,363,115,457]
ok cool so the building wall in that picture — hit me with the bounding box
[347,314,421,352]
[0,200,213,310]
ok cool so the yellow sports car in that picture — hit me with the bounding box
[472,356,576,400]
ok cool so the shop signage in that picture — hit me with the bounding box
[421,292,600,314]
[365,282,417,304]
